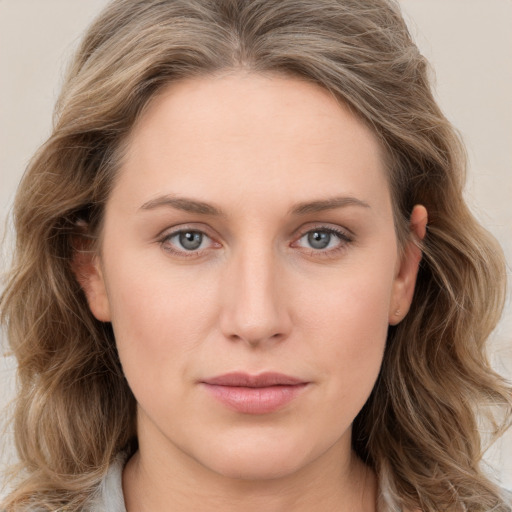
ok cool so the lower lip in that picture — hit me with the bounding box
[202,383,308,414]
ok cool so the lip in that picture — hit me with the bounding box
[201,372,309,414]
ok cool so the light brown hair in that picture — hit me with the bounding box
[2,0,511,510]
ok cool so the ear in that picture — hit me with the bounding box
[388,205,428,325]
[71,239,111,322]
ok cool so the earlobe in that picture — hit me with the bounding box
[72,242,111,322]
[389,205,428,325]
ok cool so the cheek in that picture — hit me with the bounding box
[103,254,221,398]
[297,261,394,407]
[301,256,394,343]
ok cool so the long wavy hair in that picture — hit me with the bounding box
[1,0,511,510]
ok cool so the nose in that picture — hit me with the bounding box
[219,244,292,347]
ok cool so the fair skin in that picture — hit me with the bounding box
[78,72,427,512]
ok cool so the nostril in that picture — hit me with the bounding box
[224,322,289,347]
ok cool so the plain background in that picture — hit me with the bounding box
[1,0,511,492]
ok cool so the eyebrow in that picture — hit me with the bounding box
[289,196,370,215]
[139,196,223,216]
[139,194,370,216]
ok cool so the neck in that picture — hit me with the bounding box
[122,433,377,512]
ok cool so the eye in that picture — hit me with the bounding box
[160,229,218,256]
[294,226,352,253]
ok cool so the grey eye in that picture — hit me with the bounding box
[307,231,332,249]
[178,231,203,250]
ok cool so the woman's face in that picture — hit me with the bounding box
[82,72,423,480]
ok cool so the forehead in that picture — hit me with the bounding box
[114,72,392,218]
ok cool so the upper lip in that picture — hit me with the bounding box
[202,372,307,387]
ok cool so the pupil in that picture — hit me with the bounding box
[179,231,202,250]
[308,231,330,249]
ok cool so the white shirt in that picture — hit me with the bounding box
[88,452,128,512]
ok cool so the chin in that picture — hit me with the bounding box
[207,452,308,481]
[190,430,324,482]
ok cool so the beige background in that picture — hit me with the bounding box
[1,0,511,491]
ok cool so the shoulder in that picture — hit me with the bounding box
[86,452,129,512]
[0,454,129,512]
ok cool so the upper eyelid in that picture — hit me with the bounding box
[160,229,217,248]
[293,227,352,246]
[157,223,216,240]
[293,222,353,239]
[158,223,351,237]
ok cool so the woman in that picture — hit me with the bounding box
[1,0,510,510]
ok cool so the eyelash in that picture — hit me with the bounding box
[158,226,218,258]
[157,225,353,259]
[293,226,353,259]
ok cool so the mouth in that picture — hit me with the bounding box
[200,372,310,414]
